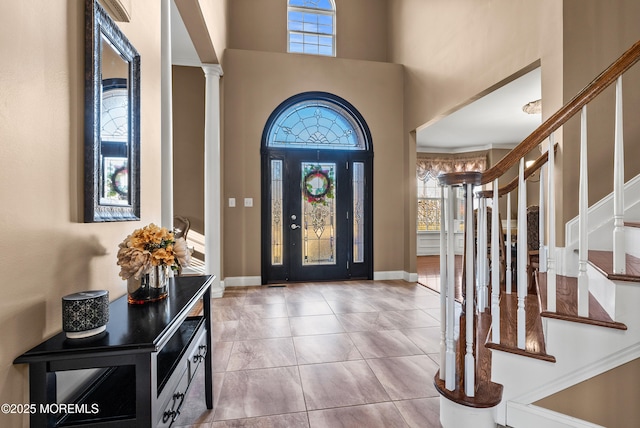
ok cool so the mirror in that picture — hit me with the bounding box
[85,0,140,222]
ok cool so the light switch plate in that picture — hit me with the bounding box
[229,198,236,208]
[244,198,253,207]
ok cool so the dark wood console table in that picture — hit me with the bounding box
[14,275,214,428]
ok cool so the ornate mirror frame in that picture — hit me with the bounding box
[84,0,140,222]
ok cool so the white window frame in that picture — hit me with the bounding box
[287,0,336,57]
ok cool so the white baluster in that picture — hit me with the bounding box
[613,76,626,274]
[483,197,490,310]
[547,134,557,312]
[539,162,547,273]
[478,197,489,311]
[445,185,457,390]
[517,158,527,349]
[465,183,475,397]
[491,179,500,344]
[506,192,512,294]
[578,106,590,317]
[439,184,447,380]
[476,197,484,309]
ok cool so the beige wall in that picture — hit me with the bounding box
[227,0,389,62]
[222,48,404,278]
[173,66,206,233]
[388,0,563,269]
[0,1,162,424]
[561,0,640,227]
[536,358,640,428]
[200,0,228,62]
[535,2,640,422]
[388,0,563,134]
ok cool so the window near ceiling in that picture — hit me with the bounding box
[287,0,335,56]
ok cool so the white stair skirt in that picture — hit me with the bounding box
[440,396,497,428]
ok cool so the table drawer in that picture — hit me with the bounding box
[187,328,207,381]
[157,368,189,428]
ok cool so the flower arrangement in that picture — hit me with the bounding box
[117,223,191,280]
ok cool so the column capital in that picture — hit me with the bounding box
[202,63,223,78]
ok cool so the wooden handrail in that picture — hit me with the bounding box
[478,144,559,199]
[439,39,640,187]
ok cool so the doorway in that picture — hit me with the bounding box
[261,92,373,283]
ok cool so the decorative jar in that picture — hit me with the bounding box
[62,290,109,338]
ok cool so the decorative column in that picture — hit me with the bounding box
[161,0,173,229]
[202,64,224,298]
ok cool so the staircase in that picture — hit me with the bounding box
[434,40,640,428]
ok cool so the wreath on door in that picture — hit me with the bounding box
[303,164,334,205]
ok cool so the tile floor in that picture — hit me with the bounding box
[176,280,444,428]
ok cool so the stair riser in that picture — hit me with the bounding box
[587,264,616,318]
[492,271,640,427]
[625,225,640,258]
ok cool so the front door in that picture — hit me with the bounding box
[260,92,373,284]
[288,153,348,281]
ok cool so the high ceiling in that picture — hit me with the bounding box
[169,2,542,154]
[416,67,542,153]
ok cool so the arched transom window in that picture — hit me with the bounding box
[287,0,335,56]
[267,99,366,150]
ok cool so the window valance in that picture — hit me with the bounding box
[416,154,487,181]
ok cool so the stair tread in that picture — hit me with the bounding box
[588,250,640,282]
[434,372,503,409]
[538,273,627,330]
[485,291,555,362]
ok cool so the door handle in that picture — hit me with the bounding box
[290,224,301,230]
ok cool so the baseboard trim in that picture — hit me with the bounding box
[373,271,417,282]
[223,273,418,287]
[507,402,605,428]
[223,276,262,287]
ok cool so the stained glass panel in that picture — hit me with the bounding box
[353,162,365,263]
[268,101,364,150]
[302,162,336,265]
[101,87,128,142]
[417,199,441,232]
[271,160,284,265]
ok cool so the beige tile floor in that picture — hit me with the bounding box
[175,280,443,428]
